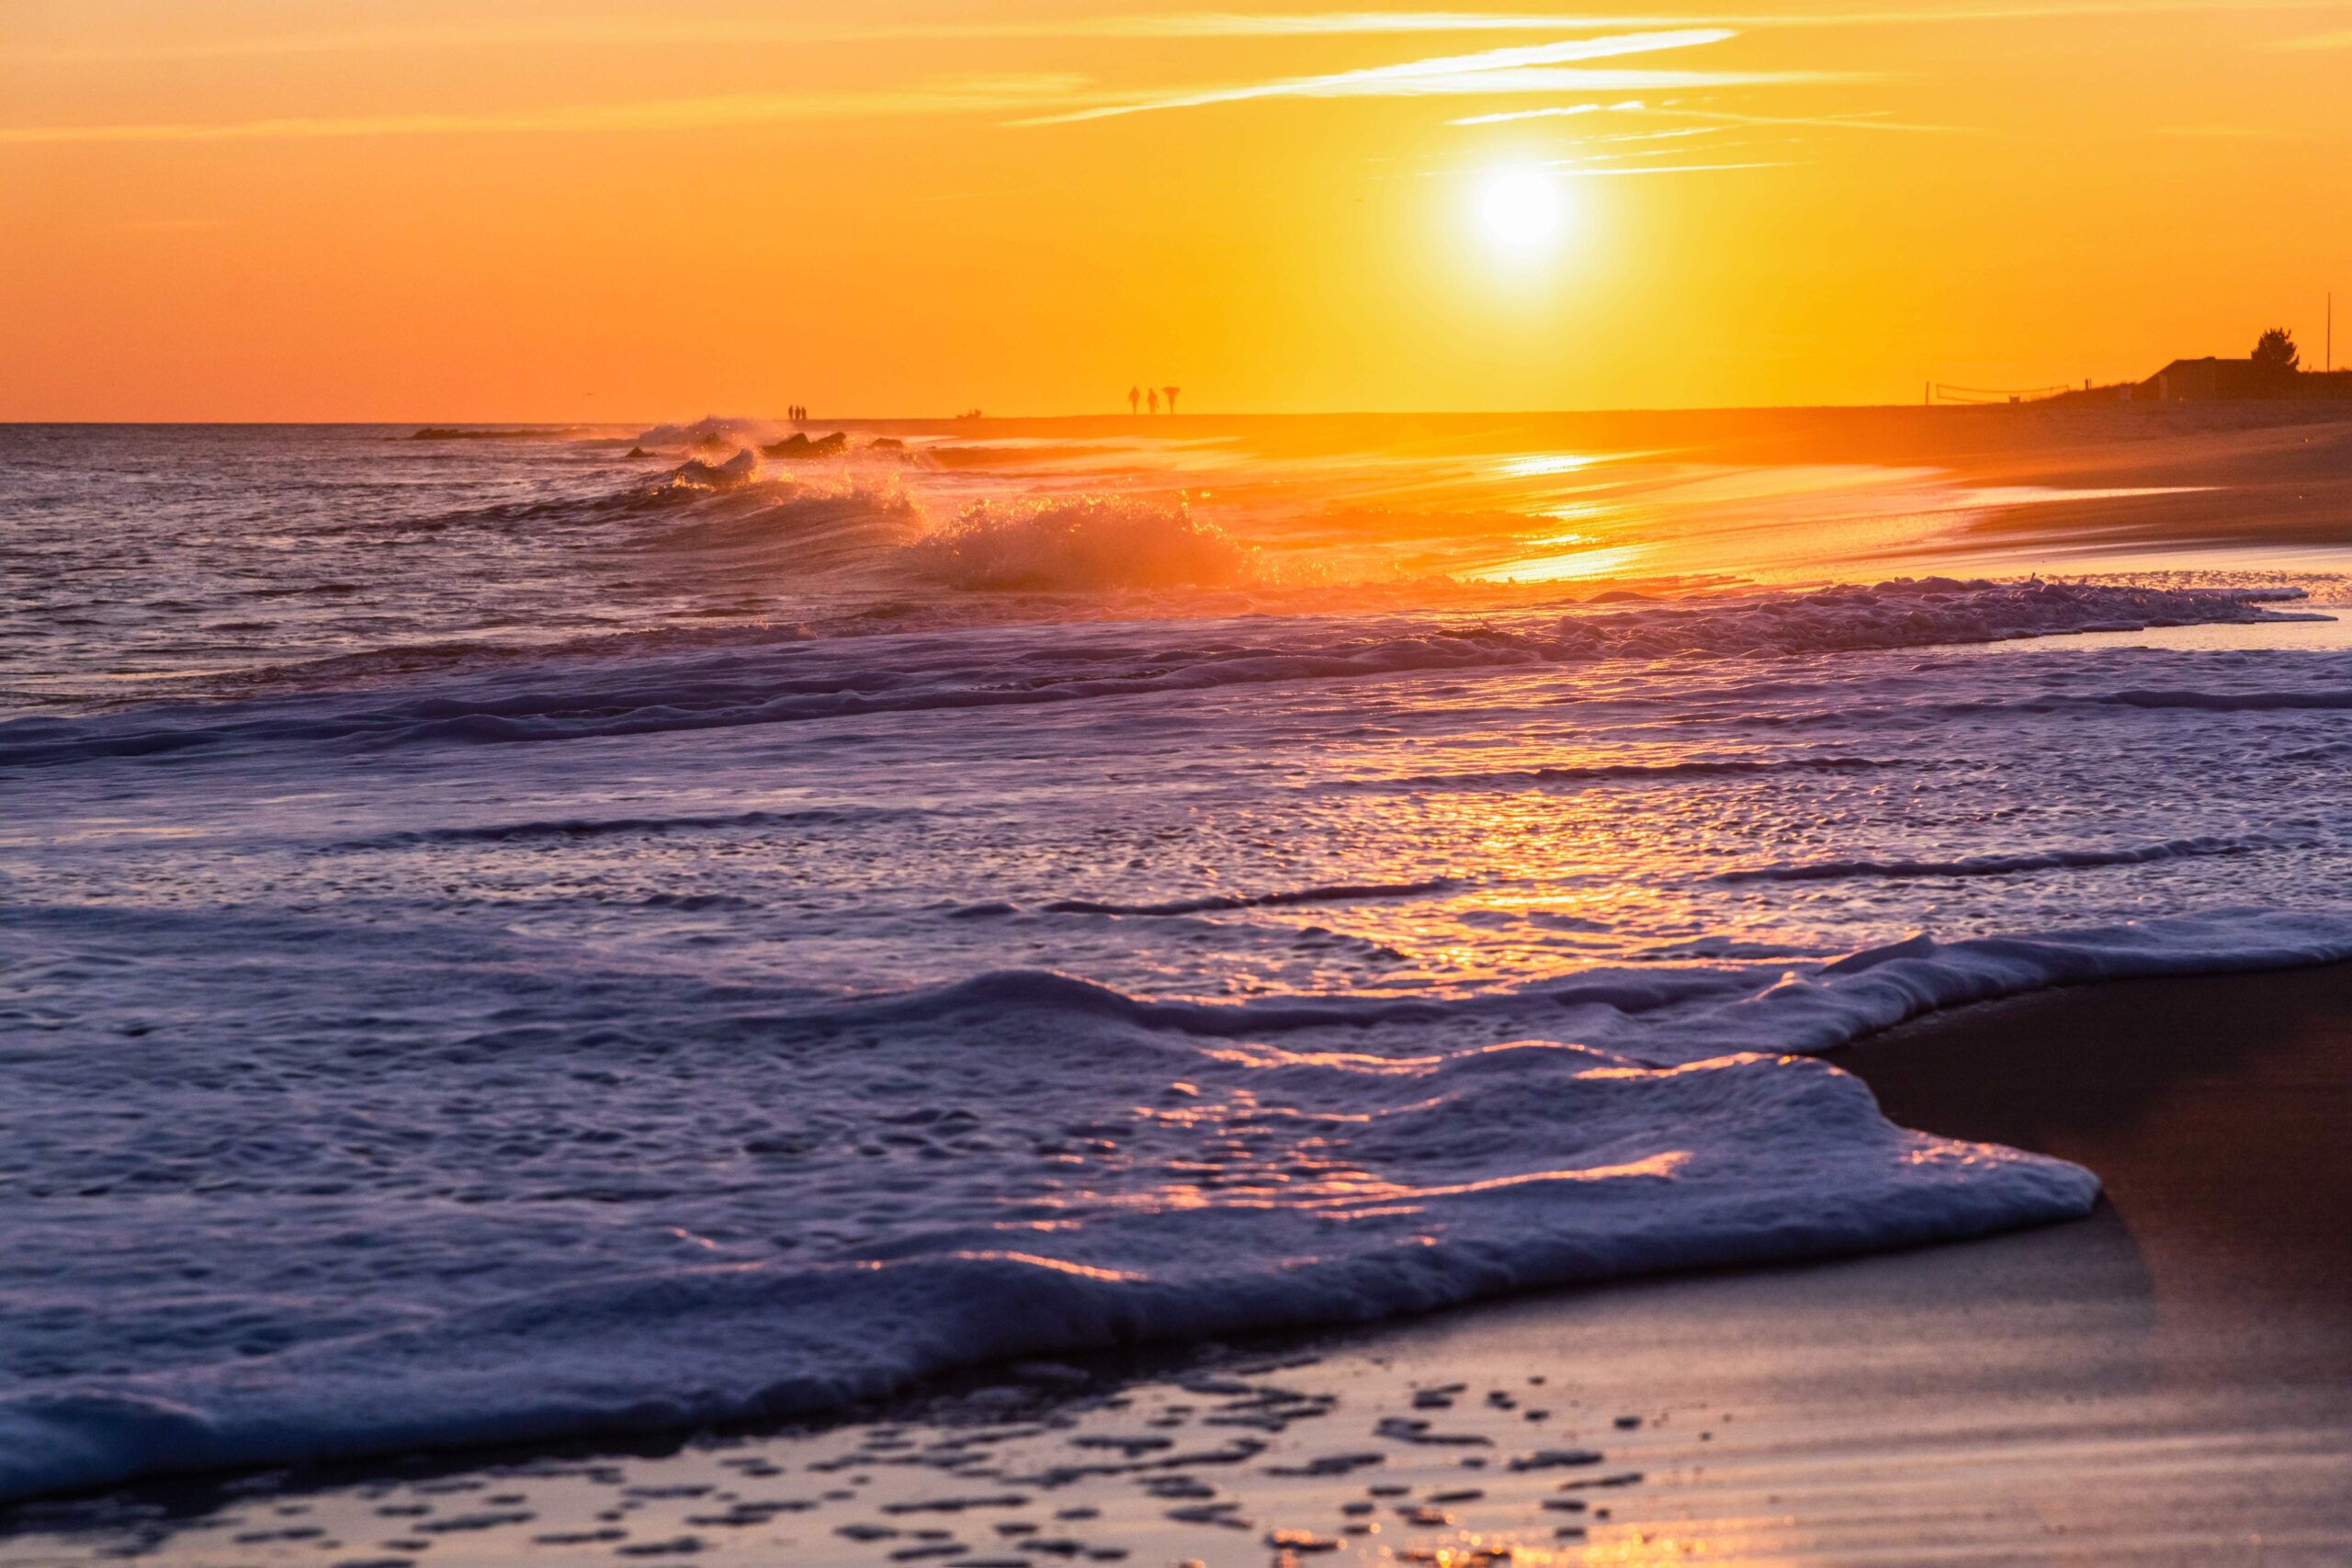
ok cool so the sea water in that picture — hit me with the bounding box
[5,419,2350,1501]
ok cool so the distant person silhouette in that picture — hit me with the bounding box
[1163,387,1181,416]
[1148,389,1160,414]
[1128,386,1140,414]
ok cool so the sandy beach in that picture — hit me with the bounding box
[5,960,2344,1567]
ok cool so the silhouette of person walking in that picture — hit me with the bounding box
[1148,389,1160,414]
[1128,386,1140,415]
[1163,387,1181,416]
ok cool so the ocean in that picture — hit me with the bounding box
[5,412,2351,1502]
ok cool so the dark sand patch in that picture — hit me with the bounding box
[1843,958,2352,1325]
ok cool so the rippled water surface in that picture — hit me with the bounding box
[4,415,2350,1502]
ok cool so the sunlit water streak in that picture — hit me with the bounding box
[3,417,2349,1501]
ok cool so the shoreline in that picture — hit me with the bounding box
[6,962,2347,1564]
[21,399,2352,434]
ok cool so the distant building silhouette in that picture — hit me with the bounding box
[2012,327,2352,405]
[2144,357,2258,400]
[2129,327,2352,400]
[2134,357,2352,401]
[2036,329,2352,404]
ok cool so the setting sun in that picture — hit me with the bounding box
[3,3,2347,414]
[1476,165,1571,254]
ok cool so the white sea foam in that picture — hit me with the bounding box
[910,496,1261,591]
[0,951,2087,1503]
[7,427,2352,1506]
[630,415,776,451]
[10,907,2352,1501]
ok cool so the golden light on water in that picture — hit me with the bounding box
[1494,454,1600,479]
[1477,541,1650,583]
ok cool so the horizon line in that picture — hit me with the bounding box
[0,400,2272,427]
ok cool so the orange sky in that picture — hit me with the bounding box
[3,0,2348,419]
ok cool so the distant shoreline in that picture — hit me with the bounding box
[15,400,2352,432]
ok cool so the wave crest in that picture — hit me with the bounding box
[910,497,1261,592]
[0,581,2320,768]
[1720,833,2278,884]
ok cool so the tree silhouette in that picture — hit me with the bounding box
[2252,328,2300,374]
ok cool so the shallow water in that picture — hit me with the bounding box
[4,417,2350,1502]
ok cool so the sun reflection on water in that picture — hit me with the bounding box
[1494,453,1602,479]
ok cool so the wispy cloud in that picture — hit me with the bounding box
[2150,123,2306,137]
[1014,28,1753,124]
[0,34,1837,147]
[5,3,2301,147]
[1645,105,1979,132]
[1458,103,1974,131]
[1403,152,1800,180]
[1583,125,1734,142]
[1082,12,1759,35]
[0,14,1685,63]
[1330,65,1840,95]
[8,3,2349,61]
[0,84,1081,147]
[1449,101,1643,125]
[0,30,1826,147]
[1546,143,1741,164]
[1086,3,2352,35]
[1547,160,1804,175]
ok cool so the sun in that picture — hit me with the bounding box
[1476,166,1569,253]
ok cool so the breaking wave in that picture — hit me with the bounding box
[334,805,909,851]
[909,497,1261,592]
[2096,688,2352,712]
[0,581,2310,770]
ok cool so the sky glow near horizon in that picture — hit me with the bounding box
[1,0,2346,417]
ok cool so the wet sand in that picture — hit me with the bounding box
[6,964,2347,1565]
